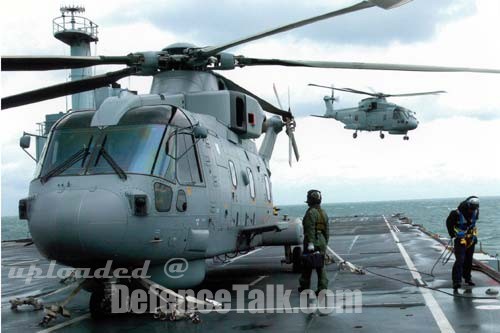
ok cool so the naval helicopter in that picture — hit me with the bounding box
[2,0,500,323]
[309,83,446,140]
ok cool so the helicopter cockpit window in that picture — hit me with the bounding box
[89,124,165,175]
[37,111,97,178]
[40,128,97,177]
[229,160,237,187]
[152,127,176,182]
[176,133,203,185]
[401,109,411,120]
[247,168,255,199]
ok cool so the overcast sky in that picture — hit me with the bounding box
[1,0,499,215]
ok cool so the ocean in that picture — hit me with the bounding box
[2,196,499,255]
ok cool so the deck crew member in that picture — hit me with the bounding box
[446,196,480,292]
[299,190,329,294]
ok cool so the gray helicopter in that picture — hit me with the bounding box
[309,83,446,140]
[2,0,500,323]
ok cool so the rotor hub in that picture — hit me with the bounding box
[162,42,198,55]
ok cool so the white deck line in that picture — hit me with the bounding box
[249,275,268,286]
[382,215,455,333]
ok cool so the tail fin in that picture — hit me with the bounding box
[323,96,335,118]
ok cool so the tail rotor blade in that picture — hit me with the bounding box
[287,86,291,111]
[290,131,300,162]
[272,83,284,109]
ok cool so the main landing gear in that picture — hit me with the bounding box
[283,245,302,273]
[379,131,385,139]
[10,274,221,327]
[403,135,409,141]
[353,131,358,139]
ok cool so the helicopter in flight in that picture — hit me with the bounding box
[309,83,446,140]
[2,0,500,324]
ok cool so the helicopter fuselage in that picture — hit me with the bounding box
[321,96,419,136]
[21,71,303,288]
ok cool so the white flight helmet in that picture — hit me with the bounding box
[466,196,480,210]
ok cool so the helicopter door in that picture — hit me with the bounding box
[200,135,226,229]
[354,111,367,129]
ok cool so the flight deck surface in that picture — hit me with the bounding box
[2,215,500,332]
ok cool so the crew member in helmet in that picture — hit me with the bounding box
[299,189,329,294]
[446,196,480,292]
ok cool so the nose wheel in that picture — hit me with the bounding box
[379,132,385,139]
[403,136,409,141]
[353,131,358,139]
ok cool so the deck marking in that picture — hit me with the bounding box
[383,215,456,333]
[221,248,263,267]
[3,259,40,266]
[37,313,91,333]
[249,275,268,286]
[346,235,359,254]
[472,299,499,303]
[475,305,500,310]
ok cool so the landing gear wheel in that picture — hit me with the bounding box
[89,289,110,320]
[379,132,385,139]
[292,246,302,273]
[353,132,358,139]
[403,135,409,141]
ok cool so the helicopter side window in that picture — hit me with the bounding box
[247,168,255,199]
[229,160,237,187]
[264,175,271,202]
[154,182,173,212]
[176,133,203,185]
[393,109,403,120]
[176,189,187,212]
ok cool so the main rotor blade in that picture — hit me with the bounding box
[1,67,136,110]
[238,58,500,74]
[199,1,376,57]
[212,72,291,118]
[1,55,138,71]
[385,90,446,97]
[308,83,377,97]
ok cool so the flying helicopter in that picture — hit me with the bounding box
[309,83,446,140]
[2,0,500,324]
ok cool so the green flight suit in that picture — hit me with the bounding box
[299,205,329,292]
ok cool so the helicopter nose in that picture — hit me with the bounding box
[410,119,419,130]
[29,189,128,265]
[406,118,418,130]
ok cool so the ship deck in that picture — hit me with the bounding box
[2,215,500,333]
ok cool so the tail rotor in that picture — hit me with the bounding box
[273,83,299,166]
